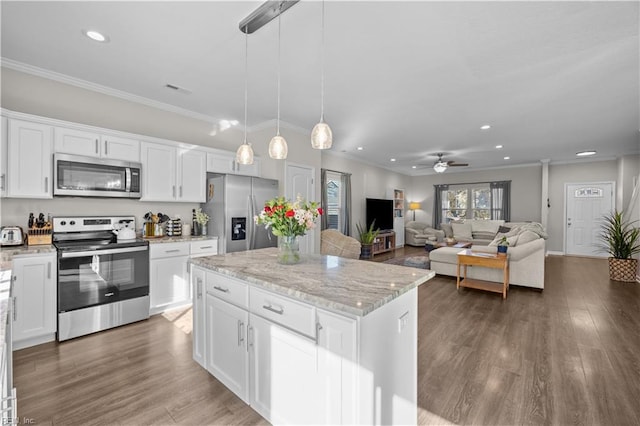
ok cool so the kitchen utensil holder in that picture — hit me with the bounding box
[27,224,52,245]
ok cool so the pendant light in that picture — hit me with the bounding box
[268,8,288,160]
[311,0,332,150]
[236,26,254,165]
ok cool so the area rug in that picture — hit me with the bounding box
[382,254,430,269]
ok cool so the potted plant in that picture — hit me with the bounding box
[497,236,509,254]
[598,210,640,282]
[356,220,380,259]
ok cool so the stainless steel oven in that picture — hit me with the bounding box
[53,216,149,341]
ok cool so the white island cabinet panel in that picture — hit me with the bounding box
[191,248,431,425]
[191,266,206,367]
[7,119,53,199]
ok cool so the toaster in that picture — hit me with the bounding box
[0,226,25,246]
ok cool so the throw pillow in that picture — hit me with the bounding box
[498,225,511,234]
[513,230,539,246]
[451,223,473,241]
[472,231,497,241]
[440,223,454,238]
[468,219,504,234]
[488,234,518,247]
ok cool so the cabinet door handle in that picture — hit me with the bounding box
[196,277,202,299]
[0,173,5,190]
[104,140,108,156]
[95,139,99,154]
[47,262,51,279]
[199,246,213,249]
[165,249,180,254]
[12,296,16,322]
[172,185,176,198]
[213,285,229,293]
[248,325,253,350]
[179,186,183,198]
[44,177,48,193]
[263,304,284,315]
[237,320,244,346]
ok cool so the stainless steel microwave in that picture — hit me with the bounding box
[54,153,141,198]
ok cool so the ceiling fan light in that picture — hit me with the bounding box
[236,142,254,165]
[269,135,288,159]
[311,121,333,149]
[433,161,448,173]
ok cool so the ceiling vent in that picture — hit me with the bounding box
[165,83,192,95]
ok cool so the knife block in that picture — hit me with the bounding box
[27,224,52,245]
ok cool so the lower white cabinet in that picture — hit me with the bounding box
[12,253,57,349]
[150,239,218,315]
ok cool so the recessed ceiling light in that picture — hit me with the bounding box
[390,158,396,162]
[480,124,491,130]
[412,166,417,169]
[357,146,363,151]
[504,156,510,160]
[495,145,503,149]
[576,150,596,157]
[82,29,109,43]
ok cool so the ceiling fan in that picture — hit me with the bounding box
[433,153,469,173]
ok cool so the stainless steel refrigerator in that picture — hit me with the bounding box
[201,174,279,253]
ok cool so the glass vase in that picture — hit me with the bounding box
[278,235,301,264]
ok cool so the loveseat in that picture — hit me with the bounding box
[405,221,445,246]
[320,229,361,259]
[429,226,546,289]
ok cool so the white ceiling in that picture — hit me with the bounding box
[1,1,639,175]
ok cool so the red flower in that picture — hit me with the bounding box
[317,207,323,215]
[285,209,295,217]
[264,206,272,213]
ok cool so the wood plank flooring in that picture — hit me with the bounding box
[13,250,640,425]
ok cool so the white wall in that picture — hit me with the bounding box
[320,152,411,234]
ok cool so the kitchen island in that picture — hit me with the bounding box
[190,248,434,425]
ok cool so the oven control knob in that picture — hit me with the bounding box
[60,221,66,226]
[70,220,76,226]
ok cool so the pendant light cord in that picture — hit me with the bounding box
[276,8,282,135]
[320,0,325,121]
[243,26,249,143]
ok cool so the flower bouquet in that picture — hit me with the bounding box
[255,195,323,263]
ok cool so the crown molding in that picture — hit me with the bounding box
[1,58,222,124]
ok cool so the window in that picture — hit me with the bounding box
[442,185,492,221]
[322,169,352,235]
[326,174,342,230]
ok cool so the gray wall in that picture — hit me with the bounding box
[409,165,543,225]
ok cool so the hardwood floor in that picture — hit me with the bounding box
[14,251,640,425]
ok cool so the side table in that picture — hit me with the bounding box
[456,249,509,299]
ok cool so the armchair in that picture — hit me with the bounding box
[405,221,445,247]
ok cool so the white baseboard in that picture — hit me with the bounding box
[546,250,564,256]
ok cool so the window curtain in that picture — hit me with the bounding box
[320,169,329,230]
[490,181,511,221]
[433,184,449,228]
[341,173,352,236]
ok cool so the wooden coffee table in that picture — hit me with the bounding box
[456,249,509,299]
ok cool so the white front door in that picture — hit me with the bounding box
[285,163,315,254]
[565,182,614,257]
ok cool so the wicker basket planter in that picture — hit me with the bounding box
[608,257,638,282]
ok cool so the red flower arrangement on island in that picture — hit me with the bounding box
[254,195,323,237]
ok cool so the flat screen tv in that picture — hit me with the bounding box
[366,198,394,232]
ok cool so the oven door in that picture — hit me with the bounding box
[58,246,149,312]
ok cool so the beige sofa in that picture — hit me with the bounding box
[405,221,445,246]
[429,229,546,289]
[320,229,361,259]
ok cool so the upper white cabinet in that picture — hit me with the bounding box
[7,119,53,199]
[141,142,206,202]
[1,117,7,198]
[54,127,140,161]
[207,152,260,177]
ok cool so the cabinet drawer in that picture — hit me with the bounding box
[249,287,316,338]
[190,239,218,257]
[150,242,190,259]
[206,272,248,309]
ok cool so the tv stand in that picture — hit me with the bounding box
[372,231,396,256]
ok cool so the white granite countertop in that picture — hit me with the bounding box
[190,248,434,317]
[145,235,218,244]
[1,244,57,268]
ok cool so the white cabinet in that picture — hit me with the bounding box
[1,117,7,198]
[12,253,57,349]
[141,142,206,202]
[206,294,249,402]
[192,267,206,367]
[150,239,218,315]
[207,152,260,177]
[149,242,190,314]
[54,127,140,161]
[387,188,405,247]
[7,119,53,199]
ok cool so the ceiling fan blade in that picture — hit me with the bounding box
[449,162,469,167]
